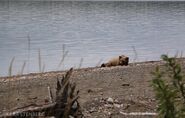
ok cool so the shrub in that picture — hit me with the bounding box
[152,55,185,118]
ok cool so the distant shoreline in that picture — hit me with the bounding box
[1,0,185,2]
[1,58,184,79]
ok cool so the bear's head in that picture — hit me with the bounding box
[119,55,129,66]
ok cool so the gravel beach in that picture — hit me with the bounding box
[0,58,185,118]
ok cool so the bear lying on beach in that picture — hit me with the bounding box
[101,55,129,67]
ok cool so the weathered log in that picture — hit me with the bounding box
[0,68,82,118]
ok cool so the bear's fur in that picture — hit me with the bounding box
[101,55,129,67]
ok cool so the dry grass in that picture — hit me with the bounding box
[27,34,31,74]
[132,46,138,65]
[8,57,15,76]
[57,44,69,70]
[78,58,83,68]
[38,49,42,72]
[96,58,103,67]
[19,61,26,75]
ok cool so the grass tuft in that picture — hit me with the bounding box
[96,58,103,67]
[8,57,15,76]
[132,46,138,64]
[19,61,26,75]
[57,44,68,70]
[27,34,31,74]
[152,54,185,118]
[38,49,42,72]
[78,58,83,68]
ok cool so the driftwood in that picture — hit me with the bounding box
[0,68,83,118]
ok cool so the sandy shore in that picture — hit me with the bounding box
[0,58,185,118]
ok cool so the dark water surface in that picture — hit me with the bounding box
[0,1,185,76]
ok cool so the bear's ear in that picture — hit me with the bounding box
[101,63,105,67]
[119,56,122,59]
[126,57,129,60]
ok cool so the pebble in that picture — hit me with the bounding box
[107,97,114,103]
[94,98,98,101]
[114,99,119,103]
[120,104,124,107]
[69,115,74,118]
[104,104,113,108]
[108,112,112,115]
[113,103,121,108]
[87,89,93,93]
[89,107,96,113]
[72,101,78,109]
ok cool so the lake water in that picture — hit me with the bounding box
[0,1,185,76]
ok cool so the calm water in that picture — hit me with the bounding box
[0,1,185,76]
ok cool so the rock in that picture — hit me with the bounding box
[100,97,106,102]
[94,98,98,101]
[114,99,119,103]
[107,97,114,104]
[83,113,91,117]
[108,112,111,115]
[122,83,130,86]
[98,107,103,110]
[72,101,78,109]
[120,104,124,107]
[89,107,96,113]
[104,104,113,108]
[87,89,93,93]
[69,115,74,118]
[113,103,121,108]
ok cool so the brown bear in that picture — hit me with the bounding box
[101,55,129,67]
